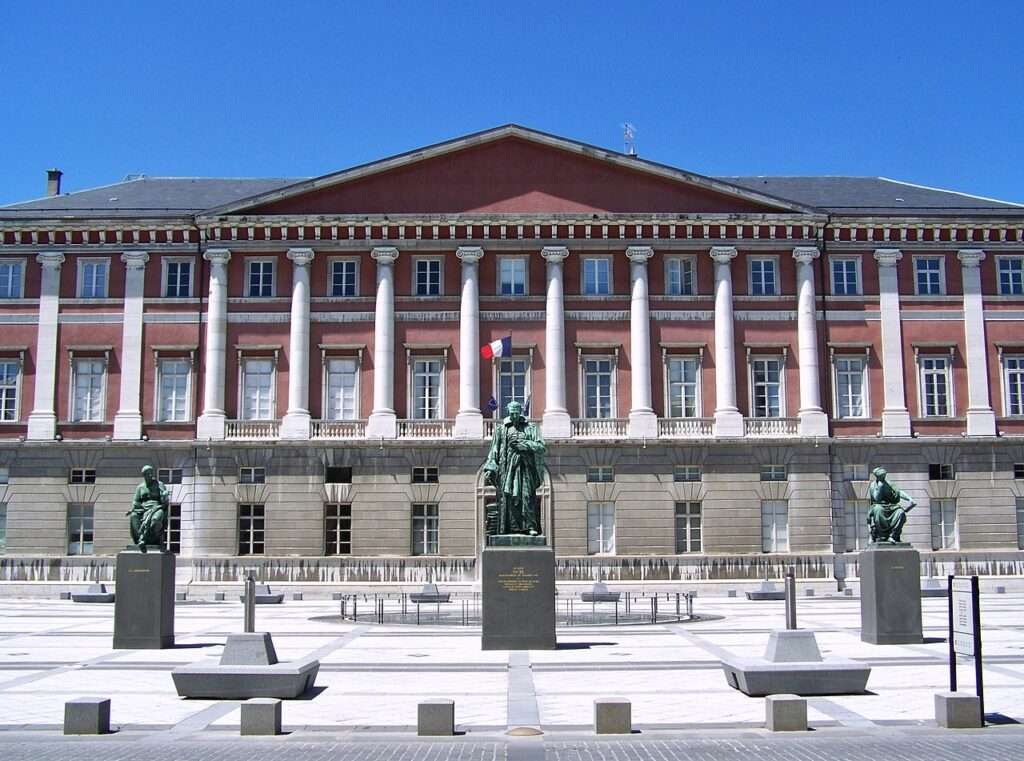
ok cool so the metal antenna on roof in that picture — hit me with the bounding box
[623,123,637,156]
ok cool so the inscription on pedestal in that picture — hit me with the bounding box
[481,546,556,650]
[113,550,176,649]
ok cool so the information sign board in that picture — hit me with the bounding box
[952,577,975,657]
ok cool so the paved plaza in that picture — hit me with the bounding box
[0,592,1022,758]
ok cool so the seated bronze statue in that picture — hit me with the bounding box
[866,467,916,544]
[126,465,171,552]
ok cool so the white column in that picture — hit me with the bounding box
[875,248,912,436]
[280,247,315,439]
[112,250,150,440]
[366,246,399,439]
[541,245,572,438]
[958,249,996,436]
[793,246,829,437]
[196,248,231,440]
[626,245,658,438]
[26,251,64,440]
[710,246,744,436]
[454,246,485,439]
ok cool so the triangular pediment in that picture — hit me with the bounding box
[204,126,816,217]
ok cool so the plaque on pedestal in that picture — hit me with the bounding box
[481,544,556,650]
[113,549,176,649]
[859,543,922,644]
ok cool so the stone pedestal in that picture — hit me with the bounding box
[113,549,175,649]
[481,545,556,650]
[859,544,922,644]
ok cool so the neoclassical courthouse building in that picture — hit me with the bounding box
[1,125,1023,588]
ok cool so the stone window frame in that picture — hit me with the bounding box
[324,503,352,556]
[411,503,439,555]
[761,499,789,552]
[164,504,182,554]
[237,503,266,555]
[586,501,616,555]
[67,347,110,423]
[673,465,702,482]
[830,346,871,419]
[664,255,697,296]
[829,255,862,296]
[0,349,25,423]
[496,255,529,297]
[578,348,619,420]
[152,347,196,423]
[319,345,363,422]
[747,254,780,296]
[491,348,534,419]
[915,347,955,418]
[236,346,280,422]
[406,349,447,421]
[327,256,360,298]
[66,503,95,556]
[158,467,183,485]
[662,348,703,419]
[995,254,1024,296]
[998,349,1024,417]
[412,256,444,297]
[75,256,110,299]
[239,466,266,485]
[0,257,26,299]
[160,256,194,299]
[930,497,958,550]
[580,255,613,296]
[674,501,703,553]
[913,254,946,296]
[746,347,788,419]
[244,257,276,299]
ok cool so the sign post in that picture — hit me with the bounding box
[947,575,984,722]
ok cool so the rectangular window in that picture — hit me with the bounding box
[330,259,358,297]
[843,463,869,482]
[164,260,192,298]
[586,466,614,483]
[411,358,443,419]
[760,464,787,482]
[667,357,699,418]
[1015,463,1024,480]
[164,504,181,554]
[415,259,441,296]
[928,463,955,481]
[998,257,1024,295]
[751,357,783,418]
[325,358,358,420]
[583,358,614,418]
[158,468,183,485]
[69,468,96,484]
[239,467,266,485]
[844,499,870,551]
[666,257,695,296]
[0,261,23,298]
[67,504,94,555]
[582,257,611,295]
[1017,498,1024,550]
[78,260,109,298]
[673,465,701,482]
[412,466,439,484]
[750,258,777,296]
[246,260,275,298]
[496,357,528,417]
[0,503,6,553]
[241,358,274,420]
[157,358,190,422]
[831,258,860,296]
[324,504,352,555]
[412,503,439,555]
[238,504,265,555]
[835,357,867,418]
[498,257,527,296]
[915,257,944,295]
[325,466,352,484]
[920,356,951,417]
[1004,356,1024,416]
[587,502,615,554]
[71,357,105,422]
[675,502,702,553]
[761,500,789,552]
[930,498,957,550]
[0,360,19,421]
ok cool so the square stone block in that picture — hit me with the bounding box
[241,698,282,736]
[417,699,455,736]
[766,694,807,731]
[935,692,982,728]
[594,698,631,734]
[113,550,175,649]
[859,545,922,645]
[292,593,303,601]
[215,592,226,601]
[64,697,110,735]
[481,546,556,650]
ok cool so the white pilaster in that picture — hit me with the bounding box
[113,251,149,440]
[710,246,744,437]
[26,251,64,440]
[196,248,231,441]
[541,246,572,439]
[626,246,658,438]
[280,248,315,439]
[793,247,829,437]
[875,249,912,437]
[454,246,485,439]
[366,246,399,439]
[958,249,996,436]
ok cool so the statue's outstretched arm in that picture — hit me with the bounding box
[899,489,917,510]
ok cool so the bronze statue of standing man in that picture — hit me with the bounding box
[483,401,546,538]
[126,465,171,552]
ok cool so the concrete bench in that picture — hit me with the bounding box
[746,582,785,601]
[410,584,451,604]
[241,698,282,735]
[418,699,455,736]
[766,694,807,731]
[239,584,285,604]
[64,697,110,735]
[594,698,631,734]
[581,582,621,603]
[71,584,115,603]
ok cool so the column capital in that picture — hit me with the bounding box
[456,245,484,263]
[957,249,986,267]
[36,251,65,269]
[792,246,820,265]
[204,248,232,266]
[625,245,654,263]
[873,248,903,267]
[371,246,399,265]
[287,247,315,266]
[709,246,737,264]
[541,245,569,263]
[120,250,149,269]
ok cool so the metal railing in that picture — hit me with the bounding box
[225,420,280,440]
[311,419,367,439]
[397,419,455,438]
[745,417,800,437]
[658,417,714,438]
[571,418,629,438]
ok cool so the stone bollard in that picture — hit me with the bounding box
[59,591,72,600]
[176,592,187,602]
[727,590,737,598]
[64,697,110,735]
[417,699,455,736]
[214,592,226,601]
[240,698,282,735]
[935,692,982,728]
[766,694,807,731]
[804,589,815,597]
[594,698,631,734]
[292,593,304,601]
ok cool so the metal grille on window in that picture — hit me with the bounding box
[238,504,265,555]
[761,500,789,552]
[496,358,528,417]
[67,504,94,555]
[412,359,442,419]
[158,358,190,422]
[675,502,702,553]
[0,360,18,421]
[326,358,358,420]
[668,357,698,417]
[331,260,357,297]
[242,359,274,420]
[930,498,957,550]
[72,358,105,422]
[587,502,615,554]
[584,358,613,418]
[325,504,352,555]
[412,503,439,555]
[752,358,782,418]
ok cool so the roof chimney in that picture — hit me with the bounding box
[46,169,63,197]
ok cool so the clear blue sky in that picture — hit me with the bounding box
[2,1,1022,206]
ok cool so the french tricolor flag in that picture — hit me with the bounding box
[481,336,512,359]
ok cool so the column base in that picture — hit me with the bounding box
[112,412,143,440]
[880,409,912,437]
[26,412,57,441]
[965,407,997,437]
[713,409,744,437]
[797,409,829,437]
[196,412,226,441]
[454,411,484,439]
[366,410,397,439]
[627,409,658,439]
[542,410,572,439]
[279,411,311,440]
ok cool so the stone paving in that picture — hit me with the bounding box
[0,592,1021,758]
